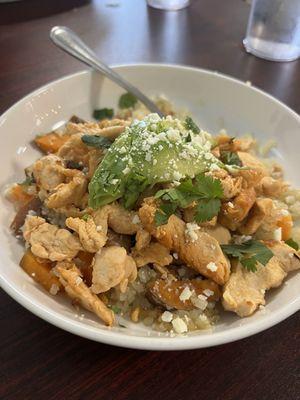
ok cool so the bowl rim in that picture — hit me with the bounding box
[0,63,299,351]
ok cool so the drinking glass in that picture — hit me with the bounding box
[147,0,190,11]
[243,0,300,62]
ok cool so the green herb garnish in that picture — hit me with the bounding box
[220,151,242,167]
[185,116,200,134]
[81,135,112,149]
[155,174,223,225]
[154,203,177,226]
[110,305,121,314]
[118,92,138,109]
[82,214,91,221]
[122,173,149,210]
[19,176,35,186]
[93,108,114,120]
[221,240,273,272]
[285,238,299,251]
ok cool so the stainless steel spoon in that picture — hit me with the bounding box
[50,26,164,117]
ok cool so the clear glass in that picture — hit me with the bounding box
[147,0,190,11]
[243,0,300,62]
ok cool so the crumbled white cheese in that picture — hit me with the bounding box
[179,286,192,302]
[161,311,173,323]
[172,317,188,334]
[192,294,208,310]
[273,227,282,241]
[132,215,140,224]
[119,146,126,154]
[96,225,102,232]
[280,209,289,216]
[207,262,217,272]
[185,222,200,242]
[31,272,36,277]
[49,284,59,295]
[204,152,212,160]
[228,202,234,208]
[153,159,157,166]
[111,179,119,185]
[203,288,214,297]
[173,252,178,260]
[75,276,83,286]
[145,153,152,162]
[167,128,181,142]
[123,167,130,175]
[173,171,183,181]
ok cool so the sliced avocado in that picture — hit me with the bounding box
[89,114,222,209]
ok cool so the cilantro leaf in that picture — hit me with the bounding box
[82,214,91,221]
[19,175,35,186]
[154,203,177,226]
[119,92,138,109]
[93,108,114,120]
[220,151,242,167]
[285,238,299,251]
[154,174,224,225]
[81,135,112,149]
[195,198,221,223]
[185,116,200,134]
[122,173,149,210]
[221,240,273,272]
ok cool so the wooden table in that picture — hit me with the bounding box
[0,1,299,399]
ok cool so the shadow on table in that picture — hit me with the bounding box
[0,0,91,25]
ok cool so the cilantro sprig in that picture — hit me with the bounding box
[81,135,112,149]
[93,108,114,120]
[285,238,299,251]
[185,116,200,134]
[220,151,242,167]
[154,174,224,226]
[119,92,138,109]
[221,240,273,272]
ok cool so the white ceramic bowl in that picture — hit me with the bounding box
[0,64,299,350]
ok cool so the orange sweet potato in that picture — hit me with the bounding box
[7,184,34,208]
[20,249,62,292]
[277,214,293,241]
[34,133,70,154]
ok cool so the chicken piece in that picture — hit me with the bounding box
[239,198,273,235]
[202,224,231,244]
[91,246,137,294]
[23,216,82,261]
[147,278,220,310]
[46,172,87,209]
[135,229,151,251]
[65,119,129,139]
[138,198,230,285]
[57,133,92,166]
[107,203,141,234]
[66,217,107,253]
[92,205,110,235]
[219,187,256,231]
[132,242,173,268]
[55,262,114,326]
[32,155,66,191]
[259,176,288,198]
[237,152,268,187]
[255,203,293,241]
[216,134,256,152]
[209,169,243,200]
[223,242,300,317]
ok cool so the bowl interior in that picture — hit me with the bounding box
[0,64,299,350]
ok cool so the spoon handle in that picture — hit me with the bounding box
[50,26,164,117]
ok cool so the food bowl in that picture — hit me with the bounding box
[0,64,299,350]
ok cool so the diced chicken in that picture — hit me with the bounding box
[219,187,256,231]
[239,198,273,235]
[58,133,93,165]
[107,203,141,235]
[132,242,173,268]
[259,176,288,198]
[65,119,129,139]
[91,246,137,294]
[138,198,230,285]
[135,229,151,251]
[32,155,65,191]
[209,169,243,200]
[237,152,268,187]
[202,224,231,244]
[147,277,220,310]
[255,202,293,241]
[23,216,82,261]
[66,217,107,253]
[55,262,114,326]
[222,242,300,317]
[215,134,256,152]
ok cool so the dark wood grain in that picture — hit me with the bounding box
[0,1,299,399]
